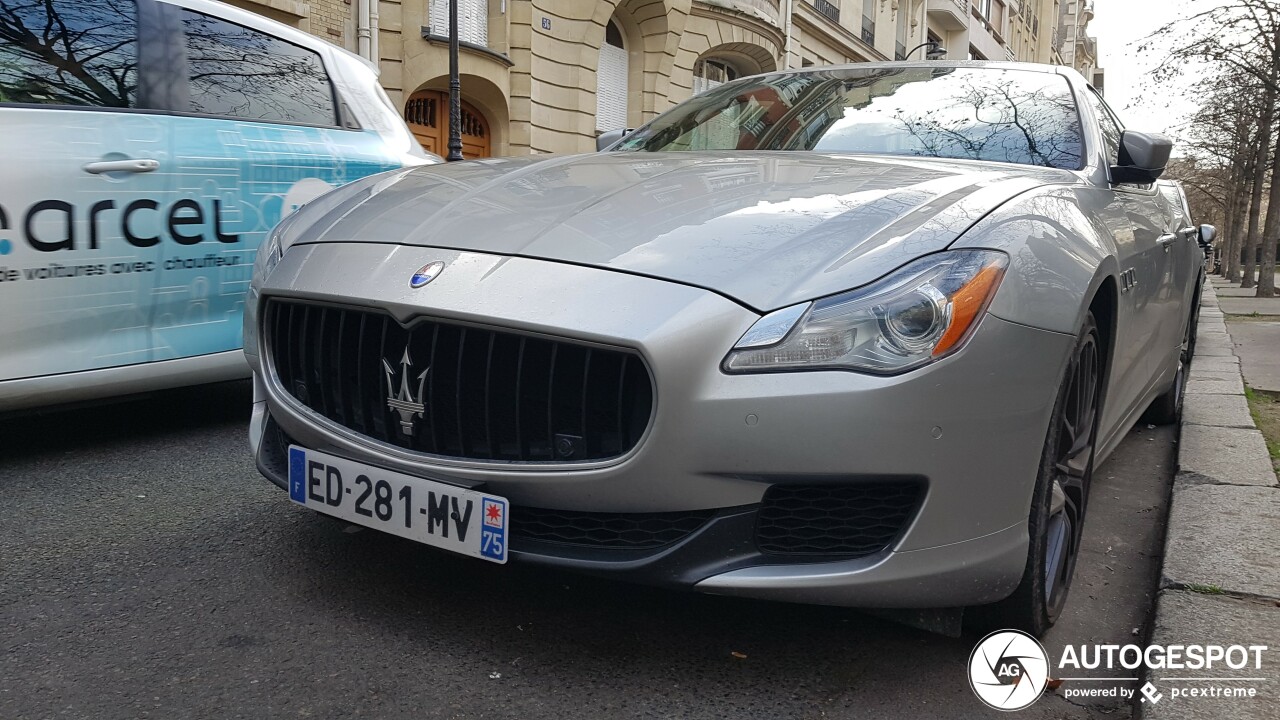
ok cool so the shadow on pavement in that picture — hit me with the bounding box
[0,380,252,457]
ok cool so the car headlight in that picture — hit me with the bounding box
[724,250,1008,375]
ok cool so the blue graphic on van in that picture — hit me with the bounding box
[0,105,402,386]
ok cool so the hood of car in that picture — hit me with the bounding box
[288,152,1075,311]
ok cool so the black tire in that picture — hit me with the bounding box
[972,313,1102,637]
[1143,295,1198,426]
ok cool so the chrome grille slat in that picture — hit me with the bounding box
[264,299,653,463]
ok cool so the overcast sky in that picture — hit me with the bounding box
[1090,0,1220,144]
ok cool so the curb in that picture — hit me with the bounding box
[1138,282,1280,719]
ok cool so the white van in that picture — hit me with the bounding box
[0,0,433,411]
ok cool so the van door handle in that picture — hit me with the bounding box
[83,159,159,174]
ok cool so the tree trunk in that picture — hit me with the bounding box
[1258,31,1280,297]
[1230,153,1256,283]
[1223,187,1240,278]
[1260,140,1280,296]
[1244,122,1269,288]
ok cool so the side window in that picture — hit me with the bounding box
[0,0,137,108]
[1083,88,1123,166]
[180,10,335,126]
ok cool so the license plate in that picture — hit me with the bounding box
[287,446,508,564]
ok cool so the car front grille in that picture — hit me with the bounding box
[755,483,923,557]
[510,507,715,550]
[264,298,653,463]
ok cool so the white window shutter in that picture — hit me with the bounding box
[430,0,487,46]
[596,43,628,132]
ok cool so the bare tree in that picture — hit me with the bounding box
[1149,0,1280,295]
[0,0,137,107]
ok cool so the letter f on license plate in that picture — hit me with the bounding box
[287,446,508,564]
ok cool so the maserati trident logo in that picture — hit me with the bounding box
[410,261,446,288]
[383,347,429,434]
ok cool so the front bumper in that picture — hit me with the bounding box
[248,243,1074,608]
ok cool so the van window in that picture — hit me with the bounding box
[181,10,335,126]
[0,0,137,108]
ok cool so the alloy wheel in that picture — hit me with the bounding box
[1045,329,1100,619]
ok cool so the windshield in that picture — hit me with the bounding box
[615,66,1085,170]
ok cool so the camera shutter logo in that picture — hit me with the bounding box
[968,630,1051,711]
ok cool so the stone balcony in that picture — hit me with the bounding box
[927,0,968,31]
[696,0,784,31]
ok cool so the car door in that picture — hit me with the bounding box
[1167,182,1201,322]
[1120,182,1176,382]
[1081,88,1171,423]
[0,0,171,382]
[147,2,401,362]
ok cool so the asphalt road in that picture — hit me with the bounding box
[1,381,1175,720]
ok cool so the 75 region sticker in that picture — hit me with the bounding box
[480,497,507,562]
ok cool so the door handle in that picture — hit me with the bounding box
[1158,233,1177,252]
[83,159,159,174]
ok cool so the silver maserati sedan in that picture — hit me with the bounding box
[245,62,1206,637]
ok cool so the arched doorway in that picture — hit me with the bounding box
[595,19,629,133]
[404,90,491,159]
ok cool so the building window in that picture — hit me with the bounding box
[596,20,628,133]
[976,0,993,20]
[693,58,739,95]
[862,0,875,45]
[429,0,488,46]
[0,0,137,108]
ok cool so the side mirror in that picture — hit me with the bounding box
[1199,224,1217,248]
[1111,130,1174,184]
[596,128,631,152]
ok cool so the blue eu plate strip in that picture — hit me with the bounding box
[289,447,307,503]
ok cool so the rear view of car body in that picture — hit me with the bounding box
[0,0,432,412]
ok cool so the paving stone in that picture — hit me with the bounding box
[1182,393,1255,429]
[1187,377,1246,395]
[1141,591,1280,720]
[1191,357,1241,373]
[1163,484,1280,598]
[1178,425,1276,486]
[1189,369,1243,384]
[1194,345,1238,357]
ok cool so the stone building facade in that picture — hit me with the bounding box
[1055,0,1103,93]
[924,0,1060,65]
[230,0,936,156]
[230,0,1080,158]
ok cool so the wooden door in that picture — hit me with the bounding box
[404,90,491,159]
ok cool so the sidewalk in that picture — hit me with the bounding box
[1141,279,1280,719]
[1214,281,1280,394]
